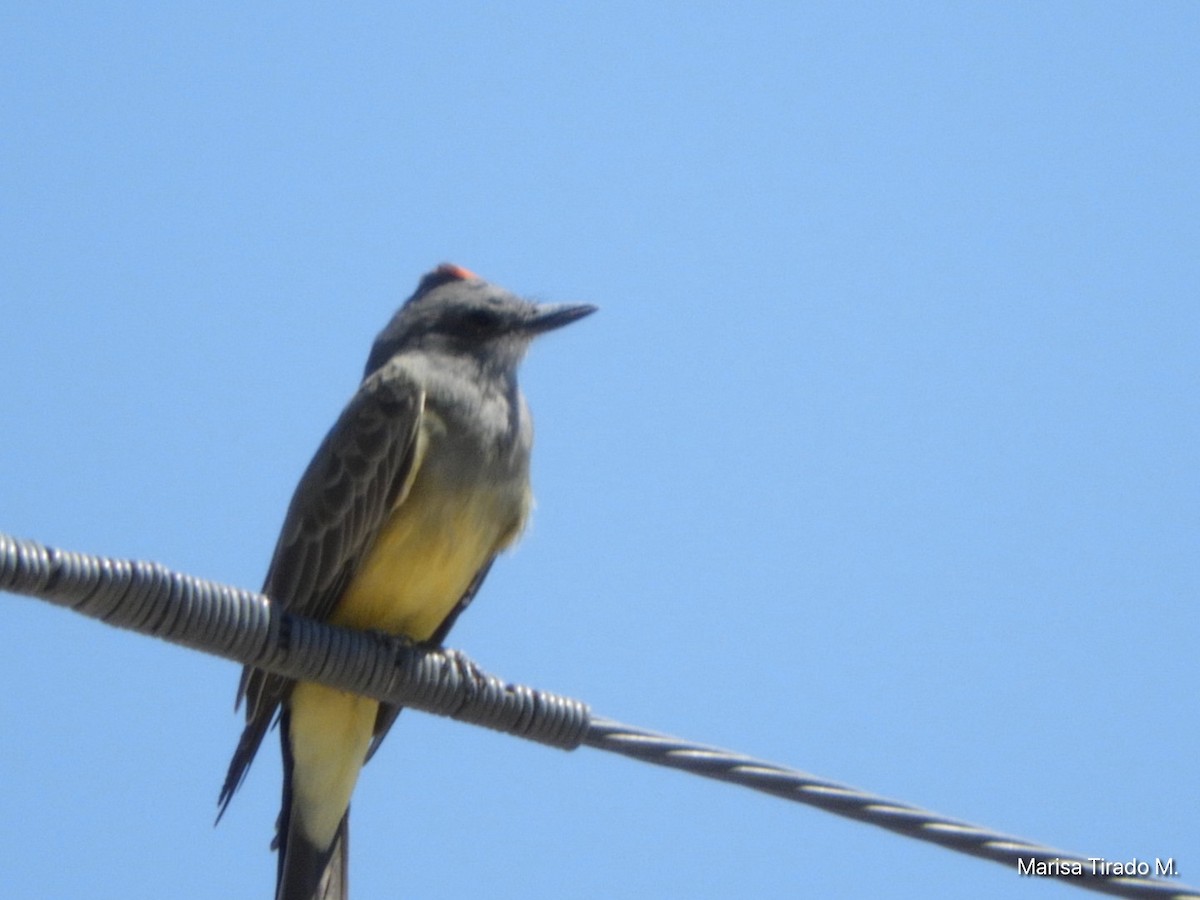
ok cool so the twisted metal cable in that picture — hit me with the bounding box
[584,719,1195,899]
[1,531,1193,899]
[0,533,589,749]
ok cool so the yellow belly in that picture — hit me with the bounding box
[330,475,526,640]
[289,681,377,844]
[288,473,528,846]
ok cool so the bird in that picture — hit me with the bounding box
[217,263,595,900]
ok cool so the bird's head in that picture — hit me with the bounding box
[364,264,596,379]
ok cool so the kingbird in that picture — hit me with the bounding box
[217,264,595,900]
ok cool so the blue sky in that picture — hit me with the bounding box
[2,3,1196,898]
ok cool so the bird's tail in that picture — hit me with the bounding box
[275,711,350,900]
[276,813,348,900]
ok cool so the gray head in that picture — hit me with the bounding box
[364,264,596,380]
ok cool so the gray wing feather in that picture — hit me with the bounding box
[218,359,424,818]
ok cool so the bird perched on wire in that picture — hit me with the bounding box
[217,263,595,900]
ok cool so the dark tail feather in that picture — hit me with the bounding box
[275,710,349,900]
[276,814,349,900]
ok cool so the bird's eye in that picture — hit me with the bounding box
[462,308,501,335]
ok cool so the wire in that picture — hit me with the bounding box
[583,718,1193,899]
[1,531,1194,899]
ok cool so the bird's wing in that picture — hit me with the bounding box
[218,358,425,818]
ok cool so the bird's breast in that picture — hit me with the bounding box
[329,414,531,641]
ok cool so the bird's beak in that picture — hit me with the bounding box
[525,302,598,335]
